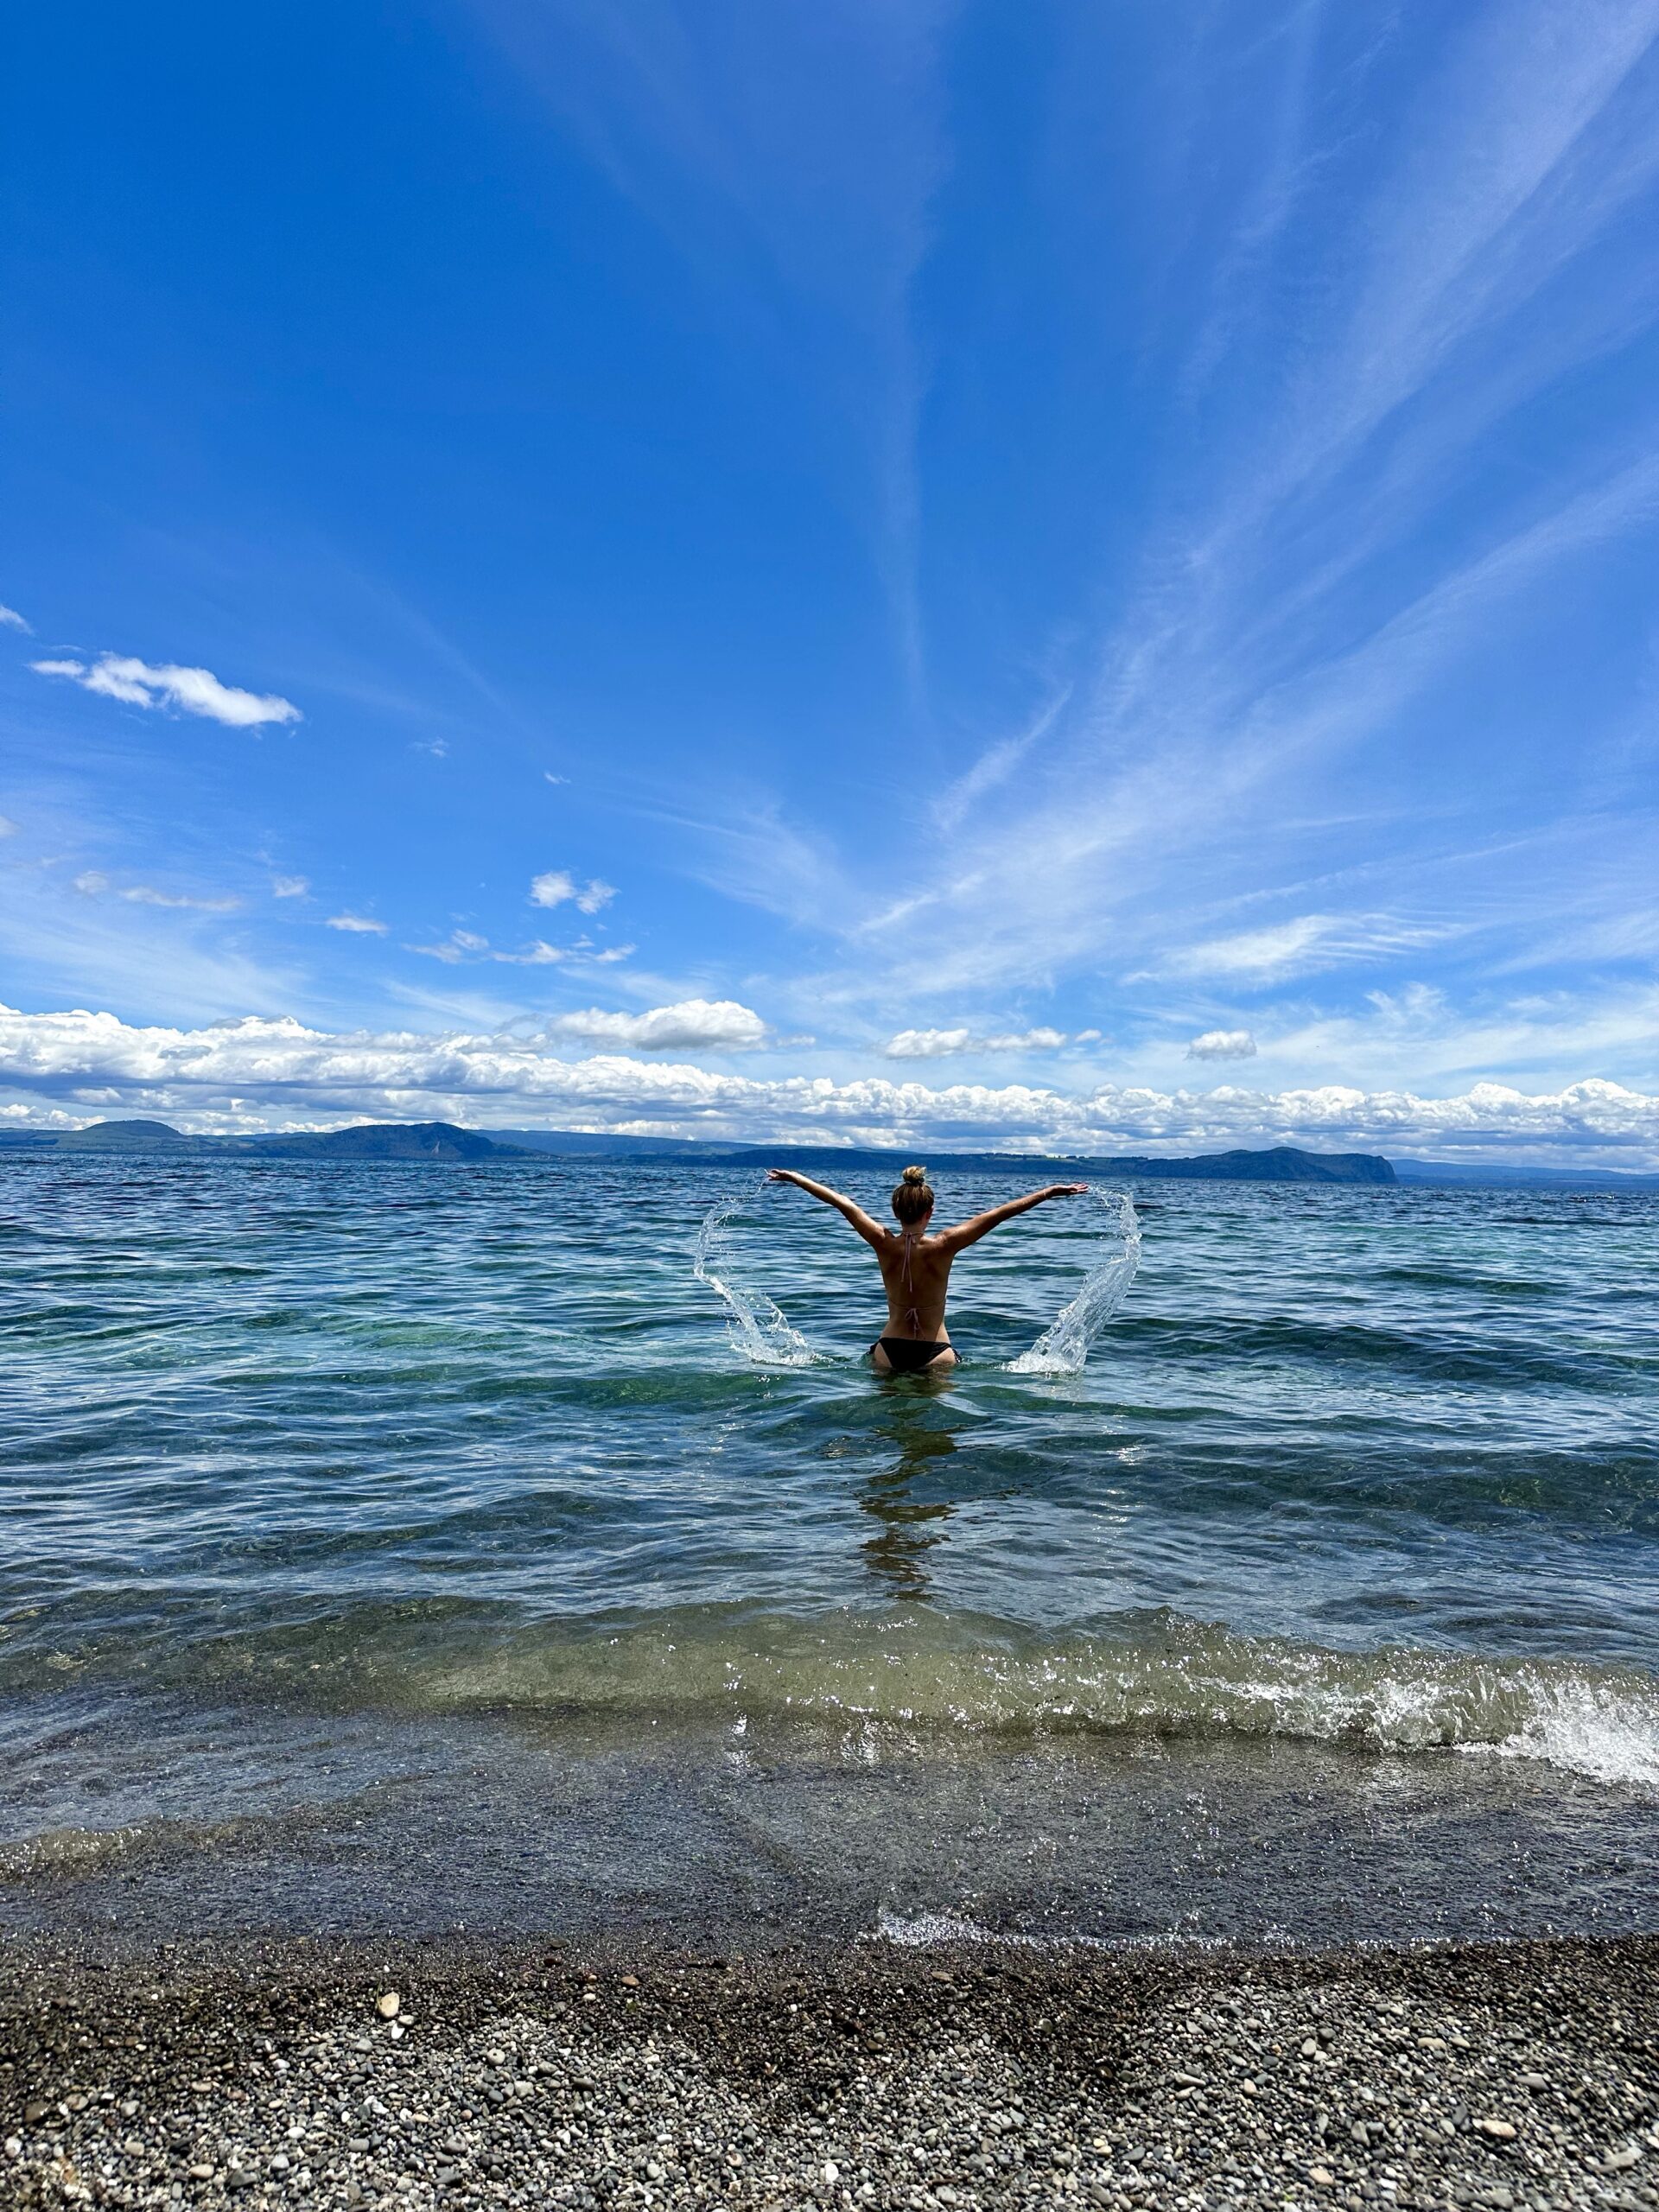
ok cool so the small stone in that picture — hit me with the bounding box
[1519,2072,1548,2090]
[377,1993,400,2018]
[189,2163,214,2181]
[486,2049,506,2067]
[823,2160,840,2183]
[24,2102,48,2125]
[620,1974,639,1988]
[1301,2039,1319,2057]
[270,2154,291,2174]
[124,2136,145,2155]
[1310,2168,1336,2190]
[4,2138,22,2160]
[119,2100,138,2118]
[1475,2119,1517,2141]
[1600,2147,1642,2172]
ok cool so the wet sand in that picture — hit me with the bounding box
[3,1931,1656,2210]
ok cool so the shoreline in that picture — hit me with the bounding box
[3,1930,1656,2210]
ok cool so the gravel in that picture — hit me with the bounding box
[2,1932,1656,2210]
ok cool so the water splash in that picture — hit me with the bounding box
[693,1184,816,1366]
[1007,1189,1141,1375]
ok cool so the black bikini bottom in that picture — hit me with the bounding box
[872,1337,952,1374]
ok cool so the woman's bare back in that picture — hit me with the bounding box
[766,1166,1089,1373]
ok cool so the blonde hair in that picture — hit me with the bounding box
[891,1163,934,1224]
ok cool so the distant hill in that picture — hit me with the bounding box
[238,1122,531,1161]
[499,1132,1392,1182]
[0,1120,1393,1183]
[0,1119,531,1162]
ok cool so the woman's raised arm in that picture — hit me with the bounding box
[938,1182,1088,1253]
[766,1167,887,1249]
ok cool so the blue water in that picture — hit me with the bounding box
[1,1154,1656,1948]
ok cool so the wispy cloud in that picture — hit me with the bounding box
[32,653,302,728]
[73,870,241,914]
[270,875,310,899]
[325,913,388,934]
[0,604,32,633]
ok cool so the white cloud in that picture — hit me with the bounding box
[325,913,389,934]
[543,772,569,786]
[271,875,309,899]
[1187,1029,1258,1061]
[0,605,31,633]
[546,999,771,1051]
[72,870,240,914]
[0,814,17,838]
[884,1026,1071,1058]
[1,1002,1656,1165]
[497,940,567,966]
[530,869,616,913]
[1150,913,1453,986]
[406,930,573,967]
[31,653,301,728]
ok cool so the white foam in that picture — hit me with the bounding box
[692,1185,817,1367]
[1462,1678,1659,1790]
[1007,1190,1141,1375]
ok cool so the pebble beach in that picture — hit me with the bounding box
[4,1933,1656,2212]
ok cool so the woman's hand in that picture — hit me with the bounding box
[766,1167,799,1185]
[1047,1182,1090,1198]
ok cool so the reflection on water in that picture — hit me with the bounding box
[859,1397,961,1599]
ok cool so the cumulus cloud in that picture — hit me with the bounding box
[325,913,389,934]
[884,1026,1071,1058]
[270,875,309,899]
[73,870,240,914]
[545,999,770,1051]
[1187,1029,1258,1061]
[31,653,301,728]
[4,1005,1651,1163]
[530,869,616,913]
[0,604,31,632]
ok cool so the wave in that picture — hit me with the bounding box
[180,1603,1659,1790]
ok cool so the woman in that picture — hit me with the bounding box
[766,1163,1089,1373]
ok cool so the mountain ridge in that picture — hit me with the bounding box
[0,1119,1397,1181]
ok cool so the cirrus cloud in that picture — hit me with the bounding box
[31,653,301,728]
[73,870,241,914]
[0,1003,1655,1166]
[325,913,389,935]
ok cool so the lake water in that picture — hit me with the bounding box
[1,1154,1655,1954]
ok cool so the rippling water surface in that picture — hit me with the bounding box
[2,1154,1656,1948]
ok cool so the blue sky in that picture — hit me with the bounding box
[3,0,1657,1160]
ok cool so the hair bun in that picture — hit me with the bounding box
[901,1164,929,1184]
